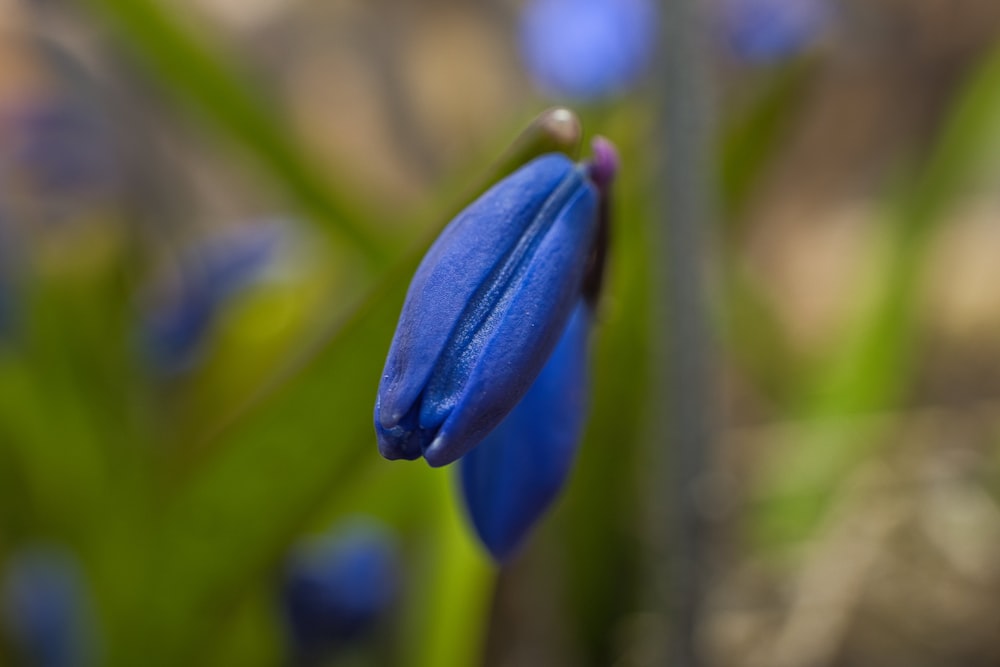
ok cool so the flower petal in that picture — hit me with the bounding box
[376,154,598,466]
[459,302,591,561]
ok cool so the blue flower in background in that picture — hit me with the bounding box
[282,519,399,659]
[519,0,658,101]
[2,96,119,203]
[460,301,592,562]
[719,0,830,63]
[375,154,600,467]
[1,547,99,667]
[141,223,284,374]
[142,286,215,374]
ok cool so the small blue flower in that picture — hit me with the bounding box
[142,287,215,374]
[1,547,99,667]
[460,301,592,562]
[375,154,600,467]
[719,0,829,63]
[141,223,284,373]
[282,519,399,659]
[519,0,658,101]
[3,96,119,203]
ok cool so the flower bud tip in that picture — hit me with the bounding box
[587,136,618,192]
[539,107,582,148]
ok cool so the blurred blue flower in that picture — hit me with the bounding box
[141,223,284,373]
[282,518,399,659]
[719,0,829,63]
[519,0,658,101]
[460,301,592,562]
[2,96,119,203]
[1,547,99,667]
[375,154,600,467]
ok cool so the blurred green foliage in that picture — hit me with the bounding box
[3,2,1000,666]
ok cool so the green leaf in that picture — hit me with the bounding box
[137,259,413,665]
[401,473,493,667]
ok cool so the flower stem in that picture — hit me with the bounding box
[654,0,717,665]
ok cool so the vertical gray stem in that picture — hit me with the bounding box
[655,0,716,665]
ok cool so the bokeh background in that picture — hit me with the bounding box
[3,0,1000,666]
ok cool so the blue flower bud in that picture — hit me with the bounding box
[4,95,120,206]
[141,223,284,373]
[142,287,215,374]
[375,154,600,467]
[519,0,658,101]
[282,519,399,659]
[719,0,829,64]
[460,301,591,562]
[1,547,99,667]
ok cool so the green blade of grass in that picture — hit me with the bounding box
[715,59,819,409]
[753,41,1000,548]
[720,58,817,223]
[810,40,1000,418]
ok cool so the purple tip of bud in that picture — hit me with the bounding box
[587,136,619,193]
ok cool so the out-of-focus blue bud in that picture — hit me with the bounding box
[719,0,829,64]
[141,223,284,373]
[1,547,99,667]
[460,301,592,562]
[142,285,215,374]
[2,96,119,205]
[519,0,658,101]
[375,154,600,467]
[193,224,286,303]
[282,519,399,659]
